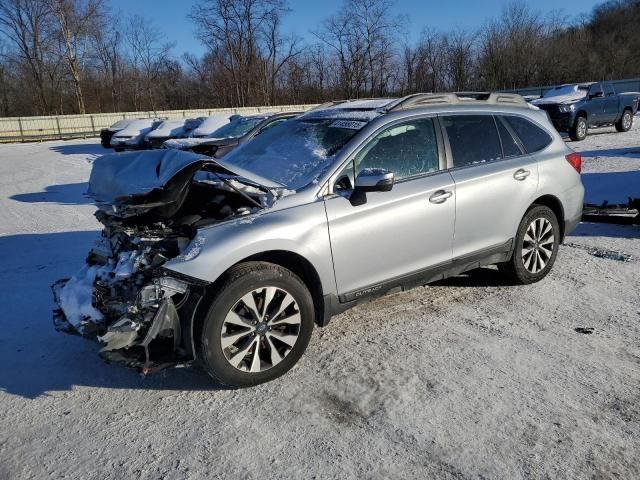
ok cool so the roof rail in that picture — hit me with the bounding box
[308,97,397,112]
[307,100,349,111]
[388,92,528,111]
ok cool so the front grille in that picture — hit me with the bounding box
[536,104,561,116]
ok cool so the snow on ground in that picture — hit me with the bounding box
[0,122,639,479]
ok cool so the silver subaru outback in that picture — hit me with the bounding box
[53,93,584,387]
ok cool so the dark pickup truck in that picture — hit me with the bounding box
[532,82,639,141]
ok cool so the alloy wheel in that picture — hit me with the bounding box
[623,112,632,130]
[220,286,301,373]
[577,120,587,138]
[521,217,555,274]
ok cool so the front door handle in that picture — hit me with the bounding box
[513,169,531,181]
[429,190,453,204]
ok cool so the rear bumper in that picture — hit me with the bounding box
[564,214,581,237]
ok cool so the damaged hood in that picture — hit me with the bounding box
[89,150,211,203]
[87,150,285,217]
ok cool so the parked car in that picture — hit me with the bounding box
[189,114,234,138]
[532,82,639,140]
[100,119,135,148]
[144,117,207,149]
[110,118,166,151]
[163,112,301,158]
[53,93,584,387]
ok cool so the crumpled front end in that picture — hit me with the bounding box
[52,150,275,372]
[52,213,206,372]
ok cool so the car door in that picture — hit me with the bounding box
[440,114,539,259]
[586,83,605,125]
[602,83,619,123]
[324,116,455,298]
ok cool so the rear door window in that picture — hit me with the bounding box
[503,116,552,153]
[441,115,503,168]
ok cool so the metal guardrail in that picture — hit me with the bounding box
[0,104,319,143]
[501,78,640,98]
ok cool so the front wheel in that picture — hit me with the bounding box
[199,262,315,388]
[615,109,633,132]
[499,205,560,285]
[569,116,588,141]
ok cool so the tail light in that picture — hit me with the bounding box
[565,152,582,173]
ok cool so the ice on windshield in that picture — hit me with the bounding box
[533,84,589,104]
[221,118,363,189]
[207,116,266,140]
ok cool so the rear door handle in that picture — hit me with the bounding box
[429,190,453,204]
[513,169,531,181]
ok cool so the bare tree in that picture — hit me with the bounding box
[92,15,122,111]
[260,4,302,105]
[126,15,174,112]
[0,0,57,113]
[48,0,103,113]
[443,28,476,91]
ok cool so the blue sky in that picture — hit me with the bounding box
[110,0,603,58]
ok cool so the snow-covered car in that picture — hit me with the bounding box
[189,114,233,138]
[144,117,207,149]
[100,119,136,148]
[110,118,165,151]
[163,112,300,158]
[53,93,584,388]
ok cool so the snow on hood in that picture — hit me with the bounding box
[112,119,157,138]
[145,119,187,139]
[532,85,588,105]
[163,137,218,150]
[191,114,231,137]
[87,150,211,204]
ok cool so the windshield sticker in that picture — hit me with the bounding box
[329,120,367,130]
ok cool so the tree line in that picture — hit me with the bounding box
[0,0,638,117]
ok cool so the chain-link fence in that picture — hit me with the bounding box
[0,104,318,143]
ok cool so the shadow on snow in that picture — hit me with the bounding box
[0,230,224,399]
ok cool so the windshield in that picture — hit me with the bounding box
[208,116,266,139]
[221,118,364,189]
[543,85,588,98]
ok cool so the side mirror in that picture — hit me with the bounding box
[350,169,394,206]
[354,169,394,192]
[590,91,604,99]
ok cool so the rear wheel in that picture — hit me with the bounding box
[615,109,633,132]
[569,116,588,141]
[199,262,315,388]
[499,205,560,285]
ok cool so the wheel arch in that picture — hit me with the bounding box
[529,194,566,240]
[191,250,328,355]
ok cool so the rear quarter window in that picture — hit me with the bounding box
[503,116,552,153]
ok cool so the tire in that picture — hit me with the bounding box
[199,261,315,388]
[615,109,633,132]
[499,205,560,285]
[569,116,588,141]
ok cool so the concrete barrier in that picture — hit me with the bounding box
[0,104,318,143]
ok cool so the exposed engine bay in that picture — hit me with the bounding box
[52,150,276,372]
